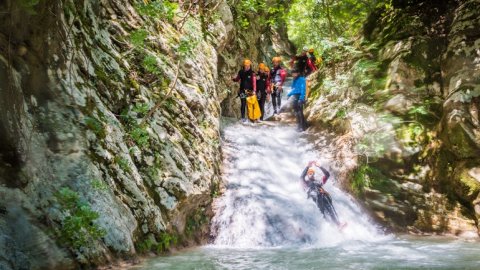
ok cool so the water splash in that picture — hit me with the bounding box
[211,109,386,248]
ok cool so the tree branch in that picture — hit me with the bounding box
[141,60,181,125]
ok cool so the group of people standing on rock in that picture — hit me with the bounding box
[232,47,319,132]
[232,57,287,123]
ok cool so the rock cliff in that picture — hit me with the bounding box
[306,0,480,236]
[0,0,292,268]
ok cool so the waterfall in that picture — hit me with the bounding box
[211,85,385,248]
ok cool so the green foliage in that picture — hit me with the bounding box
[336,108,348,119]
[235,0,288,28]
[135,0,178,23]
[156,232,178,252]
[55,187,106,249]
[120,104,151,148]
[397,122,425,150]
[176,36,198,57]
[136,238,155,253]
[115,156,132,173]
[142,55,161,75]
[321,74,349,95]
[136,233,178,254]
[133,103,150,115]
[210,181,220,198]
[352,59,381,88]
[408,104,429,118]
[236,0,265,28]
[286,0,391,66]
[130,29,149,47]
[352,164,372,195]
[84,116,106,138]
[91,179,109,191]
[185,208,208,237]
[130,126,150,148]
[164,98,175,111]
[353,164,394,195]
[18,0,40,14]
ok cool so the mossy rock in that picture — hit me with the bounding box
[453,161,480,202]
[444,121,480,159]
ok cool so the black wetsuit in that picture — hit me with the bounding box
[235,69,255,119]
[256,72,268,120]
[300,166,340,225]
[295,55,309,76]
[270,66,285,113]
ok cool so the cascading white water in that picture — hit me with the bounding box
[211,85,386,248]
[132,85,480,270]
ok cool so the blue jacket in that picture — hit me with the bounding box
[287,76,306,101]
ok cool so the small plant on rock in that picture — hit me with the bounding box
[55,187,106,250]
[115,156,132,173]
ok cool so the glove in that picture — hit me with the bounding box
[308,160,315,167]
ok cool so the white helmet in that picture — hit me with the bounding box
[302,46,309,52]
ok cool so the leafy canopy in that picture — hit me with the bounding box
[286,0,391,55]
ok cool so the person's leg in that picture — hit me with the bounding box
[259,95,266,120]
[277,88,282,108]
[298,100,306,130]
[240,97,246,119]
[324,193,340,225]
[272,87,278,113]
[317,194,327,218]
[292,96,302,130]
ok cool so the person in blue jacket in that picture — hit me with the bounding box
[287,69,307,131]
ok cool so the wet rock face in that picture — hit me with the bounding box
[0,0,286,267]
[441,0,480,160]
[307,0,480,236]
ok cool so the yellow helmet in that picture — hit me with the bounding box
[309,48,314,53]
[258,63,267,71]
[243,59,251,66]
[264,67,270,73]
[272,56,281,63]
[307,168,315,175]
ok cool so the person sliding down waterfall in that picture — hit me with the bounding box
[300,161,347,229]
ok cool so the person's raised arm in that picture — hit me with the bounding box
[300,161,315,179]
[317,165,330,184]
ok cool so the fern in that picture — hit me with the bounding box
[130,29,148,47]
